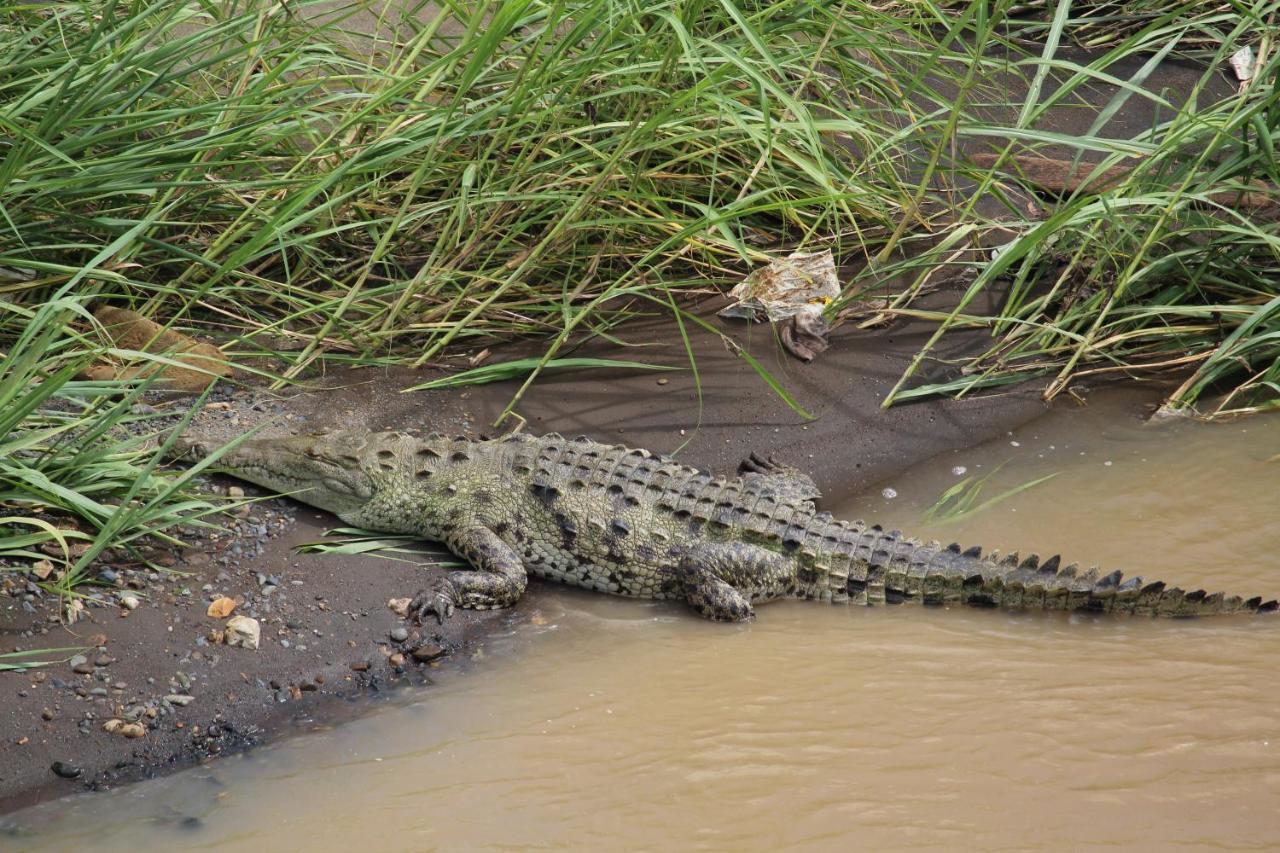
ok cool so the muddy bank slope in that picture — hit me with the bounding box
[0,301,1050,814]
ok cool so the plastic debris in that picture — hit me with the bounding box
[719,249,840,322]
[1230,46,1255,84]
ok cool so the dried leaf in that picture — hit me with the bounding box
[206,597,237,619]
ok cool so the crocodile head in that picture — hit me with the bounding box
[174,430,377,519]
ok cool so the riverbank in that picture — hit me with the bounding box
[0,299,1051,813]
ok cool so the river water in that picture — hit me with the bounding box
[4,390,1279,850]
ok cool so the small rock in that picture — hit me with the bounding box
[94,654,114,667]
[227,486,245,499]
[388,653,405,668]
[31,560,54,580]
[102,719,123,733]
[68,654,87,668]
[50,761,82,779]
[410,644,447,663]
[40,708,54,721]
[72,662,95,675]
[350,661,370,672]
[387,598,412,618]
[389,627,409,643]
[165,694,194,707]
[120,594,140,611]
[224,616,261,650]
[119,722,146,739]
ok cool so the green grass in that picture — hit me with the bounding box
[0,292,232,595]
[0,646,91,672]
[2,0,972,363]
[921,462,1059,525]
[1,0,1276,590]
[868,1,1280,417]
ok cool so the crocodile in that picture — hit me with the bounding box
[175,429,1278,622]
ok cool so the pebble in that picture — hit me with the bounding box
[50,761,82,779]
[389,627,409,643]
[68,654,87,668]
[165,694,195,707]
[94,654,114,667]
[120,722,146,739]
[410,644,447,663]
[225,616,261,650]
[120,594,140,610]
[72,662,95,675]
[350,661,370,672]
[881,487,898,500]
[41,708,54,721]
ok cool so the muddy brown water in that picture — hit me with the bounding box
[4,390,1278,850]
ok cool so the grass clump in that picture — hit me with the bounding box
[873,0,1280,418]
[0,293,223,594]
[1,0,982,372]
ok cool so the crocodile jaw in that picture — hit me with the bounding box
[177,433,375,519]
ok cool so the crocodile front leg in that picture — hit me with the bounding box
[412,526,529,623]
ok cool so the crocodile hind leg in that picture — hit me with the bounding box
[678,559,756,622]
[677,542,793,622]
[738,451,822,509]
[411,526,528,623]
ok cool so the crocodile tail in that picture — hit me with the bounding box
[864,541,1279,616]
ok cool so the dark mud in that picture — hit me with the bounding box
[0,296,1054,814]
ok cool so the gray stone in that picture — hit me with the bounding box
[50,761,82,779]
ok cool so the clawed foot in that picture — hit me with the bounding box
[739,451,787,477]
[410,578,457,625]
[738,451,822,505]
